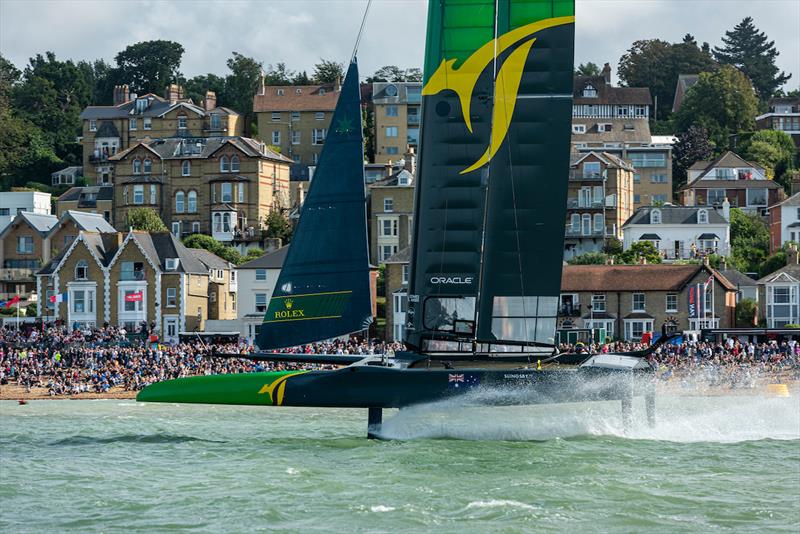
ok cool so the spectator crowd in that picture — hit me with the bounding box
[0,323,796,397]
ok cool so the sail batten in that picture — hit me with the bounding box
[256,61,372,350]
[407,0,575,352]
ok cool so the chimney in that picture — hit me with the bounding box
[101,232,124,253]
[165,83,184,105]
[719,256,727,271]
[335,76,342,92]
[640,256,647,265]
[721,197,731,221]
[403,147,417,176]
[790,171,800,196]
[602,63,612,85]
[259,67,266,96]
[204,90,217,111]
[385,160,393,178]
[113,84,130,106]
[789,243,799,265]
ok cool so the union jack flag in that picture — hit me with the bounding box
[448,374,465,383]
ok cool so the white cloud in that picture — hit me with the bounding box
[0,0,797,91]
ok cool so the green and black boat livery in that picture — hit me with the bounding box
[138,0,657,436]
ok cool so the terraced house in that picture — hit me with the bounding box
[108,137,292,243]
[79,84,243,185]
[37,230,231,343]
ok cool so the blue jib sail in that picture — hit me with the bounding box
[256,61,372,350]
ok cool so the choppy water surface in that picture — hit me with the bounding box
[1,396,798,533]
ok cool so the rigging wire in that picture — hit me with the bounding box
[351,0,373,62]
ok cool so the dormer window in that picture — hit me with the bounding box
[132,159,141,174]
[177,114,187,129]
[75,260,88,280]
[210,113,220,130]
[231,155,240,172]
[135,98,148,114]
[650,209,662,224]
[698,209,708,224]
[582,84,597,98]
[220,156,229,172]
[143,158,152,173]
[165,258,179,271]
[182,160,191,176]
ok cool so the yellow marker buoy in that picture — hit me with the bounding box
[766,384,790,397]
[537,359,542,370]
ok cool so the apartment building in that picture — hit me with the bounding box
[372,82,422,164]
[680,151,784,215]
[190,248,238,321]
[768,192,800,253]
[37,230,229,342]
[564,152,634,260]
[56,186,114,221]
[108,136,292,243]
[384,248,410,342]
[559,264,736,340]
[236,246,288,341]
[0,191,52,232]
[369,169,414,264]
[756,97,800,147]
[253,81,340,178]
[757,245,800,327]
[79,84,243,184]
[571,65,671,208]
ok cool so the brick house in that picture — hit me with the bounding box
[369,169,414,264]
[383,248,410,342]
[767,191,800,253]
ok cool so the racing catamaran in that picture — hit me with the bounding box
[138,0,657,437]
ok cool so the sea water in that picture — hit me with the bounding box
[1,396,798,533]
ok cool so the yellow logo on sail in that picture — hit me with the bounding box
[422,16,574,174]
[258,371,308,405]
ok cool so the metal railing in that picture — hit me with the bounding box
[120,270,146,281]
[569,170,605,181]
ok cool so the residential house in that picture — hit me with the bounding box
[671,74,699,113]
[51,166,83,187]
[718,258,758,304]
[189,248,238,321]
[756,97,800,147]
[768,191,800,253]
[253,80,340,179]
[564,151,635,260]
[622,204,731,260]
[0,191,52,232]
[756,244,800,327]
[559,264,736,341]
[384,248,411,342]
[369,168,414,264]
[680,151,784,215]
[37,230,212,342]
[235,246,288,341]
[571,64,670,208]
[56,186,114,221]
[79,84,243,184]
[372,82,422,164]
[108,136,292,244]
[0,212,57,304]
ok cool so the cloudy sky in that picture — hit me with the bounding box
[1,0,798,90]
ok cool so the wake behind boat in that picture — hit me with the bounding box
[137,0,658,437]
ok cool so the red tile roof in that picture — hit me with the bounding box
[561,264,735,292]
[253,84,340,112]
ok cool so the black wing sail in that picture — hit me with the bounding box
[256,61,372,350]
[406,0,575,352]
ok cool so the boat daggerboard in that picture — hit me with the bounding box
[405,0,575,352]
[256,61,372,350]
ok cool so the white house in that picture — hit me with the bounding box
[756,245,800,328]
[0,192,52,232]
[622,204,731,261]
[234,246,288,342]
[768,192,800,253]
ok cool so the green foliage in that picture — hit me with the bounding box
[265,210,293,243]
[0,53,20,109]
[616,241,662,264]
[728,208,770,273]
[312,59,344,84]
[367,66,423,83]
[575,62,601,77]
[713,17,792,100]
[223,52,262,123]
[183,73,226,106]
[125,208,168,232]
[181,234,243,265]
[739,129,796,191]
[735,298,758,327]
[603,237,623,256]
[244,247,264,262]
[674,65,759,147]
[760,250,787,278]
[568,252,608,265]
[0,108,62,186]
[618,36,716,119]
[114,40,185,95]
[672,124,715,191]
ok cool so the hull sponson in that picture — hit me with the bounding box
[136,366,649,408]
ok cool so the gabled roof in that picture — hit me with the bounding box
[49,211,116,236]
[720,269,757,287]
[0,212,58,240]
[688,151,768,179]
[623,205,728,226]
[571,151,634,171]
[769,191,800,209]
[188,248,233,270]
[757,263,800,284]
[37,232,122,276]
[95,121,120,138]
[573,76,651,106]
[126,231,208,274]
[253,84,340,112]
[109,141,163,161]
[562,264,735,292]
[109,136,292,164]
[239,245,289,269]
[385,247,410,264]
[371,169,413,187]
[58,186,114,203]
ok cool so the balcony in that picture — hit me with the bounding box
[567,198,604,209]
[569,170,605,181]
[407,115,420,125]
[559,304,582,317]
[89,154,110,163]
[120,270,146,281]
[565,227,606,238]
[0,268,35,282]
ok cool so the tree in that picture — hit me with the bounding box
[735,298,758,327]
[126,208,168,232]
[183,73,226,106]
[265,210,293,243]
[367,66,423,83]
[312,59,344,84]
[568,252,608,265]
[616,241,662,264]
[740,130,795,189]
[0,108,62,187]
[243,247,264,262]
[713,17,791,99]
[0,53,20,110]
[263,62,295,85]
[604,237,623,256]
[618,37,715,119]
[575,62,601,77]
[729,208,770,273]
[760,249,787,278]
[223,52,262,129]
[182,233,243,264]
[114,40,185,95]
[674,65,758,147]
[672,125,715,191]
